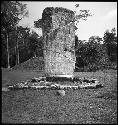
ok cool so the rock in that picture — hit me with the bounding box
[57,90,65,96]
[2,87,10,92]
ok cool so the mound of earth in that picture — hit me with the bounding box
[12,57,44,71]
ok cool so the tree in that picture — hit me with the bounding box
[86,35,110,71]
[88,36,102,44]
[37,36,44,57]
[75,35,109,71]
[1,1,28,68]
[75,35,79,51]
[28,31,40,58]
[1,1,28,30]
[9,26,30,66]
[88,36,103,63]
[15,26,30,65]
[75,36,86,70]
[87,36,103,65]
[103,28,117,62]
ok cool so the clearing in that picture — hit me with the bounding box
[2,69,117,124]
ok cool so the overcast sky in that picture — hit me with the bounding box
[18,2,117,40]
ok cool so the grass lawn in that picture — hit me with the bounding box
[2,69,117,124]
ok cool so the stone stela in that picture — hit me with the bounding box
[37,7,76,78]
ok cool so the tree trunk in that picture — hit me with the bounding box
[17,41,19,64]
[15,46,17,65]
[23,37,24,44]
[34,52,36,57]
[6,33,10,68]
[16,26,19,65]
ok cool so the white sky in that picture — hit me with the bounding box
[18,2,117,40]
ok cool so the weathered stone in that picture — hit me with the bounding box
[41,7,76,76]
[57,90,65,96]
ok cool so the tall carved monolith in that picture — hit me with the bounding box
[38,7,76,77]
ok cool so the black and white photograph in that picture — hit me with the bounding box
[1,1,117,124]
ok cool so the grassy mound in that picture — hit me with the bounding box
[12,57,44,71]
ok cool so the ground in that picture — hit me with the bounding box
[2,69,117,124]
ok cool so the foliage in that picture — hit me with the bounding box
[1,1,28,33]
[1,1,29,68]
[75,35,110,72]
[1,22,44,68]
[75,35,79,51]
[103,28,117,62]
[74,4,92,26]
[28,31,38,57]
[34,7,54,33]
